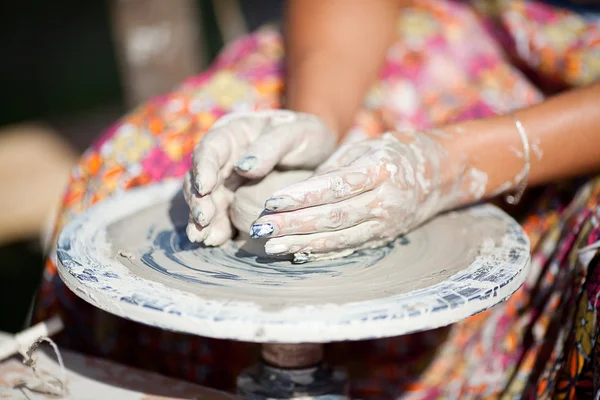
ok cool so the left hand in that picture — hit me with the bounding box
[248,131,459,262]
[183,110,337,246]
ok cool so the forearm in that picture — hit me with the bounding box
[440,83,600,207]
[284,0,408,139]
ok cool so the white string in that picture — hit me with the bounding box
[23,336,67,396]
[0,336,68,397]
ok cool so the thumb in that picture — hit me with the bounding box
[233,123,299,180]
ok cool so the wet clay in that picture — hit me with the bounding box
[230,170,313,237]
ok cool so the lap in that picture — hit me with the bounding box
[34,1,600,398]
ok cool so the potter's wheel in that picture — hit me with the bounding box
[56,178,530,344]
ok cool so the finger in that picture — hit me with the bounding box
[250,190,379,238]
[188,194,217,227]
[186,217,208,243]
[264,158,386,212]
[212,184,234,210]
[186,211,233,246]
[193,117,264,195]
[182,171,197,205]
[184,172,216,226]
[233,123,299,180]
[185,172,235,228]
[192,129,233,196]
[203,212,234,246]
[263,220,384,260]
[234,111,334,179]
[278,114,336,168]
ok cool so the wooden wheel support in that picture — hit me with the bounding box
[261,343,324,369]
[236,343,348,399]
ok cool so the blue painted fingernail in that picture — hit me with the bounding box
[235,156,258,172]
[250,223,274,238]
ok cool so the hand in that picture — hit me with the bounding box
[183,110,337,246]
[248,131,461,262]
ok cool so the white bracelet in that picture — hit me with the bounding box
[505,112,530,205]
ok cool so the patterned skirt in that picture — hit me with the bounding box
[35,1,600,398]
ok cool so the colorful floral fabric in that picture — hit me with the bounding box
[35,1,600,398]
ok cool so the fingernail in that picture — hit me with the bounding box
[265,242,290,254]
[264,197,293,211]
[194,178,203,195]
[250,223,274,238]
[235,156,258,172]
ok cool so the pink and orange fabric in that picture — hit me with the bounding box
[35,1,600,398]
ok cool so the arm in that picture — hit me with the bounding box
[441,82,600,206]
[184,0,408,246]
[284,0,409,138]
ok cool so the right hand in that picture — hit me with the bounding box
[183,110,337,246]
[248,131,456,261]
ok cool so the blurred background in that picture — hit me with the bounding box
[0,0,283,333]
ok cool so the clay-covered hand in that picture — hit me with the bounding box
[249,131,465,262]
[183,110,337,246]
